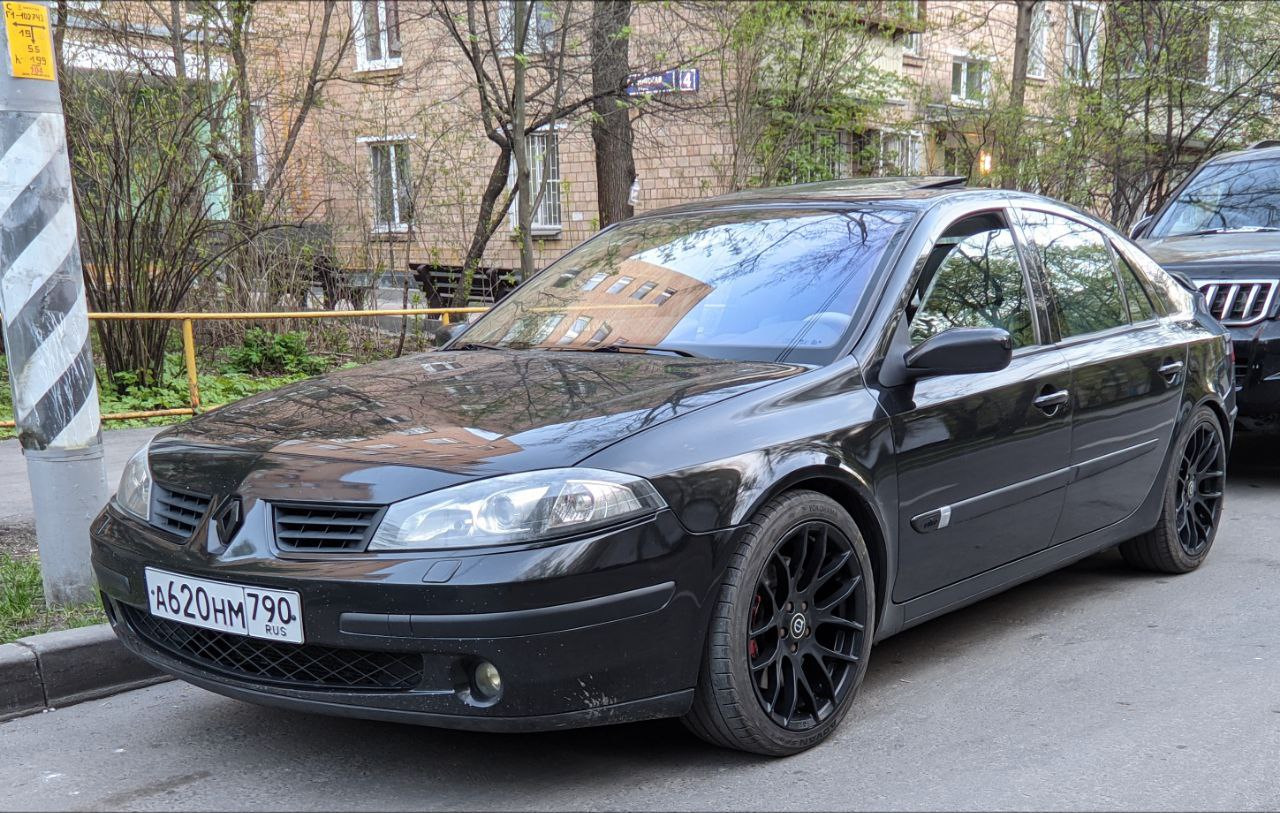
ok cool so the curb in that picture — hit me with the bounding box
[0,623,170,722]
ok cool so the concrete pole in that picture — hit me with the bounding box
[0,1,108,605]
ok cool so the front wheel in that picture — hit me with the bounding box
[1120,406,1227,573]
[683,490,874,756]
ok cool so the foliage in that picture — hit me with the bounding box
[716,1,905,189]
[0,554,105,643]
[222,329,331,376]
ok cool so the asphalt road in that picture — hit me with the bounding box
[2,443,1279,812]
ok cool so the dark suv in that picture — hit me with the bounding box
[1134,141,1280,431]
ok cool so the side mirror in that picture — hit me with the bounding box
[435,319,470,346]
[903,327,1012,381]
[1129,214,1152,240]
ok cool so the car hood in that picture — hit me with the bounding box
[153,350,805,477]
[1141,232,1280,276]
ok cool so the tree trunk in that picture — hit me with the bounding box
[452,149,512,307]
[1002,0,1036,189]
[513,0,535,280]
[590,0,635,226]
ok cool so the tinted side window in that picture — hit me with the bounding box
[1022,211,1128,338]
[910,221,1036,348]
[1114,251,1157,322]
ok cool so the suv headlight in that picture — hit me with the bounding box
[116,441,153,521]
[369,468,666,551]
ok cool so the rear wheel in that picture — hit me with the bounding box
[683,491,874,756]
[1120,406,1227,573]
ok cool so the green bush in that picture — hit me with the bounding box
[222,328,329,376]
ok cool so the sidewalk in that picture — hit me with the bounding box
[0,426,160,529]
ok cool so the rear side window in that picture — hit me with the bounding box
[1114,251,1158,322]
[1021,210,1129,338]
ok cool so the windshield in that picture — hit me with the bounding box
[1149,158,1280,238]
[459,206,914,364]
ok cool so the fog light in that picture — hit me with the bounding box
[473,661,502,698]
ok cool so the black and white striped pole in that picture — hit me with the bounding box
[0,1,108,604]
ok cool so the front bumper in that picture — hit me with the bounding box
[1229,319,1280,428]
[92,506,734,731]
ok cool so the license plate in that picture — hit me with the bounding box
[144,567,304,644]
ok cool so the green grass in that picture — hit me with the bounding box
[0,554,106,643]
[1,347,328,440]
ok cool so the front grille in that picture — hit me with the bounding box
[151,485,213,537]
[1199,280,1277,326]
[120,603,423,690]
[273,504,380,552]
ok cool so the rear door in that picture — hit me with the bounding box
[1017,209,1185,543]
[888,209,1074,602]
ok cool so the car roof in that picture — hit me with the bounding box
[1199,142,1280,165]
[639,177,1075,219]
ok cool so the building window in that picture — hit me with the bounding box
[605,276,633,295]
[558,315,591,344]
[1207,20,1240,89]
[498,0,557,55]
[581,272,608,291]
[854,130,924,177]
[1028,2,1049,79]
[353,0,401,72]
[1065,3,1099,82]
[368,140,411,232]
[900,0,924,57]
[510,129,562,235]
[251,102,269,190]
[654,288,676,305]
[585,323,612,346]
[951,57,988,102]
[632,281,658,300]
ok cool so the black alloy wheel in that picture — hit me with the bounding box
[684,490,874,756]
[747,520,866,731]
[1121,406,1227,573]
[1173,422,1225,556]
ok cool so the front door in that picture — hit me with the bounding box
[1017,209,1186,543]
[885,211,1075,602]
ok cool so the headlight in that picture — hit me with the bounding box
[116,441,153,521]
[368,468,665,551]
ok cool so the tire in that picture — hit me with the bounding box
[683,490,875,756]
[1120,406,1227,574]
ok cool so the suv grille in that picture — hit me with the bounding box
[1199,280,1277,326]
[119,603,423,690]
[151,485,213,537]
[273,504,380,552]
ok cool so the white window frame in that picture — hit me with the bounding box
[1065,1,1100,82]
[498,0,556,56]
[951,56,988,103]
[251,102,269,190]
[508,127,562,236]
[1027,2,1049,79]
[362,137,411,233]
[1207,19,1241,90]
[352,0,402,72]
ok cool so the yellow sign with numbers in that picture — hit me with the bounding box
[4,1,55,81]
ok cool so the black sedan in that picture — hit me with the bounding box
[92,180,1235,755]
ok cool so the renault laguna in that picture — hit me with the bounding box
[92,180,1234,755]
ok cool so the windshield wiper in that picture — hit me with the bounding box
[590,342,703,358]
[1183,226,1280,236]
[448,342,508,352]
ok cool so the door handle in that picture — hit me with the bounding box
[1033,387,1070,414]
[1158,359,1185,383]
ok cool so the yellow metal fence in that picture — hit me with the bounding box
[0,307,490,429]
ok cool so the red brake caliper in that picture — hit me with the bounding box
[748,593,762,660]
